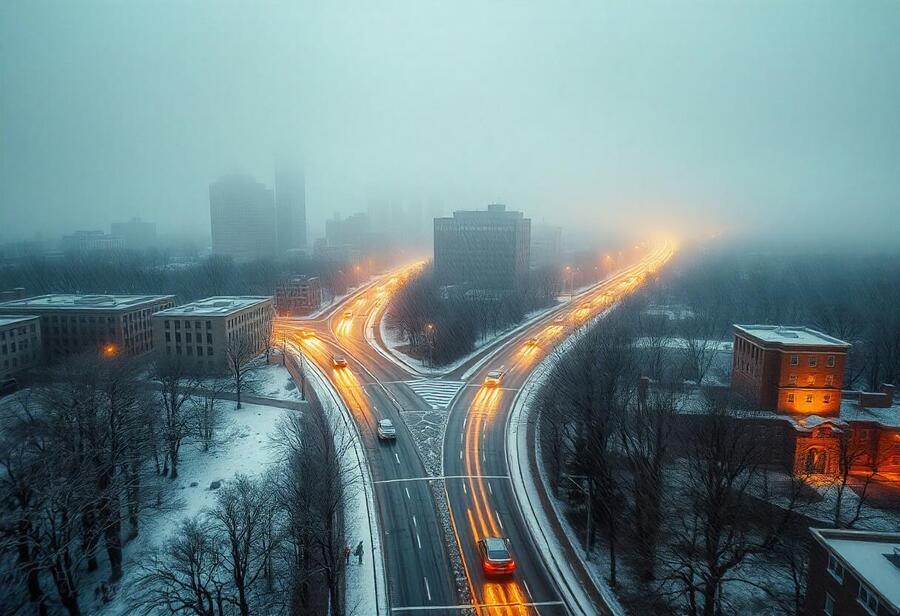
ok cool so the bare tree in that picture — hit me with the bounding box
[154,356,204,479]
[224,334,260,410]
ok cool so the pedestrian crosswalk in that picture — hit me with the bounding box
[404,379,466,409]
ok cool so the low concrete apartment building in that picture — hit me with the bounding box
[0,315,41,380]
[0,294,175,360]
[151,296,274,373]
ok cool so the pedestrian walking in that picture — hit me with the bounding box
[343,544,351,565]
[354,540,364,565]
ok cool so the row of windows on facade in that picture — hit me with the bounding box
[786,392,834,405]
[3,352,38,369]
[166,345,213,358]
[2,338,38,354]
[791,354,836,368]
[165,331,212,344]
[164,320,213,330]
[0,324,36,339]
[825,554,880,616]
[786,374,836,387]
[737,353,837,375]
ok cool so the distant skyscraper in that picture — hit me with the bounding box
[275,167,307,254]
[433,204,531,291]
[209,174,276,261]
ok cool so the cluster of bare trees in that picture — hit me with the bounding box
[387,264,561,365]
[0,350,231,615]
[131,398,354,616]
[662,248,900,389]
[537,300,821,615]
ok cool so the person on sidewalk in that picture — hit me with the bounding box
[343,544,351,565]
[354,540,364,565]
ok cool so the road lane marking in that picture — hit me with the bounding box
[373,475,510,484]
[412,515,417,527]
[423,577,432,601]
[495,511,504,529]
[405,487,411,500]
[487,482,493,496]
[395,453,401,465]
[523,580,532,598]
[416,532,422,549]
[462,482,467,495]
[391,601,565,612]
[459,451,463,460]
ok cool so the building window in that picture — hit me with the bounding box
[827,355,835,367]
[185,320,191,329]
[206,333,212,344]
[824,394,831,404]
[787,394,795,404]
[789,374,797,385]
[806,375,816,386]
[809,356,818,367]
[825,375,834,386]
[824,593,834,616]
[165,332,170,342]
[175,321,180,330]
[206,320,212,329]
[826,554,845,582]
[806,394,814,404]
[857,583,879,614]
[790,354,799,366]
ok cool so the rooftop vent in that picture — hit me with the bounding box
[73,295,116,305]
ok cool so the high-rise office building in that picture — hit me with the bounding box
[209,174,277,262]
[433,204,531,291]
[275,167,306,254]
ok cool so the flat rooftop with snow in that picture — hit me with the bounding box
[734,324,850,349]
[154,296,273,317]
[0,293,176,311]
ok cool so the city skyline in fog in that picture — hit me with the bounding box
[2,2,900,248]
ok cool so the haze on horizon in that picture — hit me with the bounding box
[2,1,899,249]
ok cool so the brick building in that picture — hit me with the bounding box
[0,294,175,360]
[805,528,900,616]
[732,325,850,415]
[274,276,322,316]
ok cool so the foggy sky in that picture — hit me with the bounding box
[2,1,899,247]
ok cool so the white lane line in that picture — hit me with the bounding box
[459,450,463,460]
[523,580,532,598]
[373,475,510,484]
[412,515,417,528]
[487,482,493,496]
[395,453,401,465]
[462,482,467,495]
[482,450,486,462]
[416,532,422,549]
[391,601,565,612]
[495,511,504,529]
[424,576,432,601]
[405,487,411,500]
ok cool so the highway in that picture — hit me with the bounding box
[274,241,675,615]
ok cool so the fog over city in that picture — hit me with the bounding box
[3,1,899,248]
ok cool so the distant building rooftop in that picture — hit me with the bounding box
[0,315,39,327]
[154,296,272,317]
[811,528,900,611]
[0,294,175,311]
[734,325,850,349]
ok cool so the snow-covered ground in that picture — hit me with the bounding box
[89,395,294,615]
[253,358,304,401]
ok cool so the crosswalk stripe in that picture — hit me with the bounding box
[403,379,466,409]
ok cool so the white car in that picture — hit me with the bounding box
[484,369,506,387]
[377,418,397,440]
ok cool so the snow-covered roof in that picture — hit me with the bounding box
[0,314,39,328]
[734,324,849,349]
[811,529,900,610]
[0,293,175,311]
[839,398,900,428]
[154,296,272,317]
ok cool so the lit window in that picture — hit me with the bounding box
[824,394,831,404]
[787,394,795,403]
[807,375,816,386]
[809,356,818,367]
[827,554,845,582]
[789,374,797,385]
[827,355,835,367]
[858,583,879,614]
[790,354,799,366]
[806,394,814,404]
[825,375,834,386]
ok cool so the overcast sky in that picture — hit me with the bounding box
[2,1,899,247]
